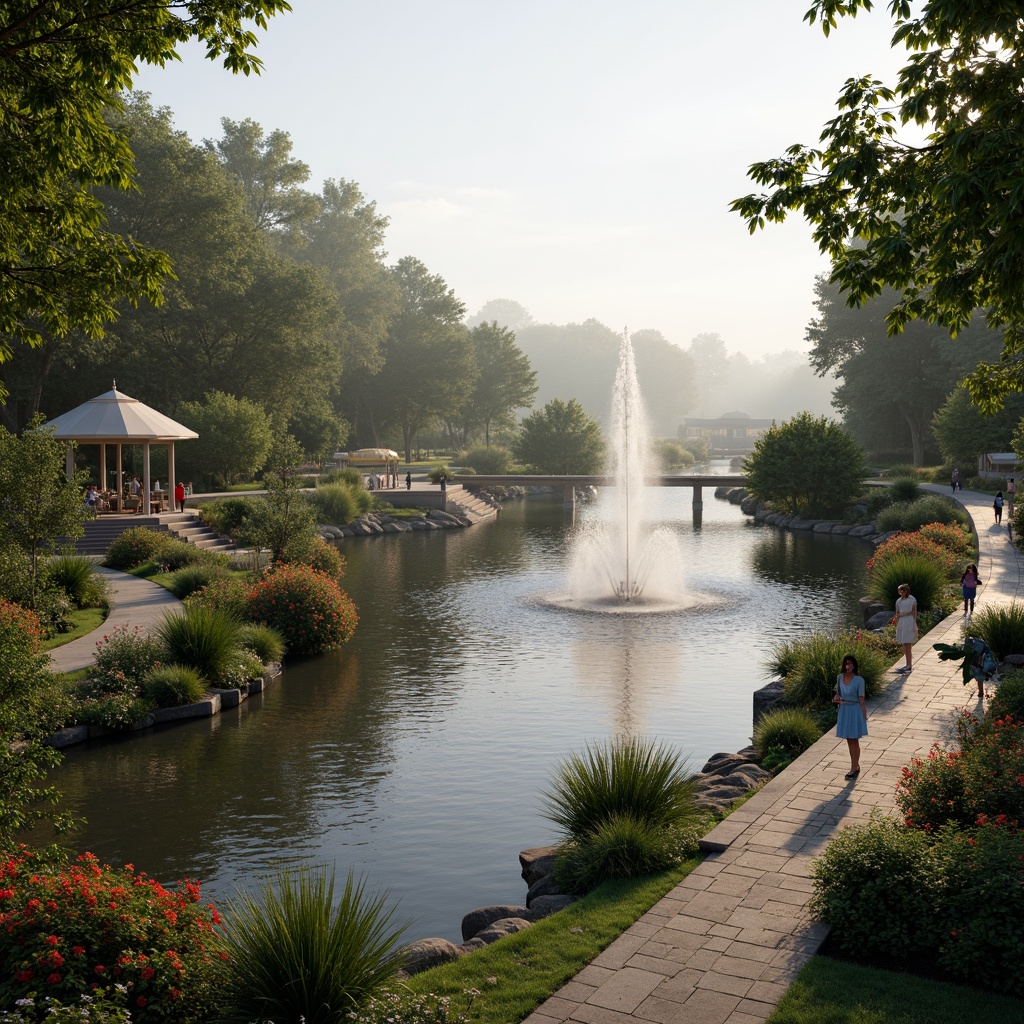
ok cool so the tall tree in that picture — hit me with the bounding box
[466,298,535,332]
[806,276,1004,466]
[463,322,537,447]
[354,257,474,461]
[0,0,291,400]
[177,391,273,488]
[205,117,320,231]
[514,399,605,475]
[685,333,730,416]
[732,1,1024,408]
[932,388,1024,472]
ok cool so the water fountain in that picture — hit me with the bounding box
[559,331,690,612]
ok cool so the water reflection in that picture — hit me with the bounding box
[41,493,870,943]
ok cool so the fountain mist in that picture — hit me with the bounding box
[562,331,688,612]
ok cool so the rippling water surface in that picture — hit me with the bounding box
[49,490,869,941]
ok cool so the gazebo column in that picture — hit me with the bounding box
[116,445,124,501]
[168,443,176,512]
[99,444,107,493]
[142,442,152,515]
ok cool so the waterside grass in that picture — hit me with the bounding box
[39,605,107,650]
[404,858,700,1024]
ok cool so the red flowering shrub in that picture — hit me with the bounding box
[918,521,974,561]
[0,848,227,1022]
[896,714,1024,832]
[293,538,347,582]
[0,599,44,658]
[247,563,358,656]
[866,531,957,579]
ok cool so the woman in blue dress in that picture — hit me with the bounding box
[833,654,867,779]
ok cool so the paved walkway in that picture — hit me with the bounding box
[525,485,1023,1024]
[48,569,183,674]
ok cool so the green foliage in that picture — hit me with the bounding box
[886,476,920,503]
[197,497,262,539]
[319,467,364,487]
[155,605,242,684]
[966,603,1024,660]
[513,398,605,475]
[752,708,823,760]
[884,464,920,479]
[0,421,91,606]
[989,670,1024,722]
[764,637,800,680]
[0,600,72,846]
[350,991,473,1024]
[220,868,407,1024]
[92,625,163,686]
[428,465,455,483]
[142,664,207,707]
[167,563,228,600]
[781,633,886,710]
[731,2,1024,407]
[650,439,694,471]
[236,623,286,664]
[552,812,697,894]
[247,562,358,656]
[187,574,251,620]
[310,482,360,525]
[937,388,1024,470]
[542,737,697,844]
[0,1,290,398]
[243,435,319,561]
[876,495,965,533]
[918,521,974,561]
[867,554,948,612]
[809,815,942,960]
[460,445,513,474]
[742,412,867,518]
[867,531,958,581]
[0,848,228,1021]
[291,537,347,582]
[103,528,170,571]
[178,390,273,487]
[41,553,105,608]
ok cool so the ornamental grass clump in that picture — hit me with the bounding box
[235,623,285,664]
[867,553,948,612]
[967,602,1024,660]
[0,848,228,1022]
[886,476,921,503]
[220,868,407,1024]
[41,553,105,608]
[310,482,360,526]
[167,563,228,599]
[155,605,241,684]
[752,708,823,763]
[989,670,1024,721]
[247,562,358,656]
[781,632,886,709]
[543,737,700,890]
[142,664,206,707]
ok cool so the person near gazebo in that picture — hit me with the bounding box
[175,481,186,513]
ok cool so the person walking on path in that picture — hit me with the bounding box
[174,481,186,513]
[833,654,867,779]
[405,471,411,490]
[994,490,1004,524]
[960,563,981,616]
[951,467,960,492]
[894,583,918,672]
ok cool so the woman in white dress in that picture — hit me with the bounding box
[894,583,918,673]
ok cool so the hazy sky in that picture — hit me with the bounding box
[135,1,906,358]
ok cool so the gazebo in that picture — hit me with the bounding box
[43,386,198,515]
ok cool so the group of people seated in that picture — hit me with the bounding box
[84,477,191,513]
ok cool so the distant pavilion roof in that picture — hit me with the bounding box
[43,387,198,442]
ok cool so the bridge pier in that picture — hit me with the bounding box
[563,483,576,519]
[692,483,703,528]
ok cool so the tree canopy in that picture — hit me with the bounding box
[0,0,291,399]
[732,1,1024,408]
[743,412,867,518]
[514,399,605,475]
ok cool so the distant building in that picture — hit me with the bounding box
[681,412,773,455]
[978,452,1024,479]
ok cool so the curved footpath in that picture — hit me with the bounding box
[47,568,183,674]
[524,485,1024,1024]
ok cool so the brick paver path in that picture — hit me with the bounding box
[525,485,1023,1024]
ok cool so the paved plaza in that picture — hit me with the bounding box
[524,486,1023,1024]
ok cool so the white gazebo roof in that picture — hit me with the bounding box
[43,387,198,442]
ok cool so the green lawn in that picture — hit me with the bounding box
[40,606,107,651]
[405,860,700,1024]
[769,956,1024,1024]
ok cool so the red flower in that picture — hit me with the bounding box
[137,996,148,1007]
[46,972,62,985]
[142,966,155,980]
